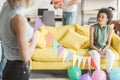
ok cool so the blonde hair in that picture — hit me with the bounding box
[7,0,30,9]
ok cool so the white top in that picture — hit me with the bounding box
[0,3,33,60]
[63,0,77,12]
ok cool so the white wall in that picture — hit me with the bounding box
[0,0,119,25]
[0,0,6,12]
[77,0,119,25]
[25,0,62,16]
[28,0,119,25]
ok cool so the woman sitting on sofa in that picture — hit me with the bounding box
[89,8,115,78]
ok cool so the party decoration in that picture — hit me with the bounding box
[79,73,91,80]
[46,32,53,47]
[73,54,78,67]
[91,58,96,68]
[63,49,68,63]
[110,68,120,80]
[68,66,82,80]
[92,69,106,80]
[82,57,87,69]
[66,52,73,63]
[33,17,43,33]
[52,39,59,53]
[57,45,64,58]
[78,56,82,68]
[87,57,91,70]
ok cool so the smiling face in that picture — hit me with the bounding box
[97,12,108,26]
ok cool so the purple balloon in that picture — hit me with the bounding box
[79,73,91,80]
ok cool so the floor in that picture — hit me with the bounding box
[29,69,110,80]
[30,78,69,80]
[30,70,69,80]
[29,70,93,80]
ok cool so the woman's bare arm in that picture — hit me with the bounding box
[102,27,113,52]
[90,26,100,52]
[10,14,36,62]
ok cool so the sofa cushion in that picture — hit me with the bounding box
[77,49,89,56]
[111,33,120,54]
[32,48,76,62]
[81,39,90,49]
[77,47,119,62]
[75,24,90,37]
[109,46,120,61]
[59,30,88,50]
[38,24,75,41]
[36,31,46,48]
[38,25,48,37]
[77,47,119,57]
[32,47,119,62]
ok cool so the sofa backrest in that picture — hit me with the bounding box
[36,23,119,51]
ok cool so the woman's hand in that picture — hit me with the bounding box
[99,49,106,56]
[97,49,106,56]
[97,49,102,55]
[101,49,106,56]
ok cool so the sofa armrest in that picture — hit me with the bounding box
[111,33,120,54]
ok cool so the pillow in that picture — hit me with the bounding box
[81,39,90,49]
[111,33,120,53]
[45,24,75,40]
[35,31,46,48]
[110,23,114,29]
[38,25,48,37]
[75,24,90,37]
[38,24,75,40]
[59,30,88,50]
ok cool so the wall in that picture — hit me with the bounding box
[0,0,119,25]
[26,0,119,25]
[25,0,62,16]
[80,0,119,25]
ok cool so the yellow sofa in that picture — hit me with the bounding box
[30,24,120,70]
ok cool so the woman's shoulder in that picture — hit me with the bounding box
[105,24,111,29]
[93,23,98,26]
[11,14,27,32]
[12,14,27,24]
[90,23,98,28]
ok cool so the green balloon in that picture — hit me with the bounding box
[67,66,82,80]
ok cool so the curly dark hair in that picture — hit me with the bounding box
[97,8,113,24]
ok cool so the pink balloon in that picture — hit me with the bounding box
[79,73,91,80]
[92,69,106,80]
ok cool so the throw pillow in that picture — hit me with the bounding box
[36,31,46,48]
[75,24,90,37]
[81,39,90,49]
[45,24,75,40]
[59,30,88,50]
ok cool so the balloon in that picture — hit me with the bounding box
[92,69,106,80]
[67,66,82,80]
[79,73,92,80]
[110,68,120,80]
[54,0,62,4]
